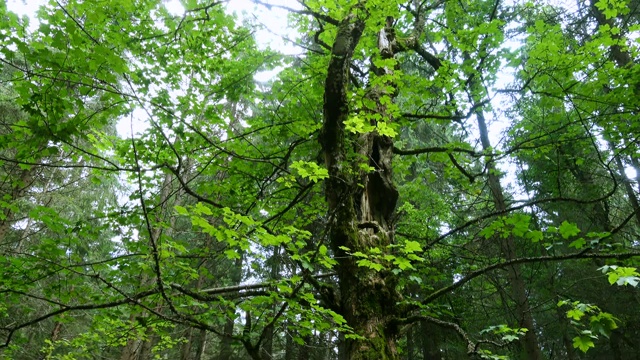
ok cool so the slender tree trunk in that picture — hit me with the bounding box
[420,321,441,360]
[219,255,243,360]
[298,335,311,360]
[137,329,156,360]
[475,110,543,360]
[140,172,179,360]
[259,247,280,359]
[406,325,415,360]
[338,333,347,360]
[612,153,640,226]
[48,285,73,350]
[120,343,141,360]
[0,168,33,242]
[120,319,141,360]
[193,329,207,360]
[316,332,328,360]
[556,306,579,360]
[180,327,194,360]
[120,173,176,360]
[284,322,295,360]
[178,269,210,360]
[631,157,640,194]
[50,320,63,342]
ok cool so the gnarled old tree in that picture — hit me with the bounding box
[321,8,401,358]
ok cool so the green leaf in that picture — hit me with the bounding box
[174,205,189,216]
[526,230,544,243]
[344,115,375,134]
[356,259,384,271]
[224,249,241,260]
[393,257,414,270]
[194,202,213,216]
[590,312,618,337]
[567,309,585,321]
[606,266,640,286]
[559,221,580,239]
[402,240,422,253]
[569,238,586,249]
[369,247,382,254]
[573,334,595,353]
[290,161,329,182]
[376,121,397,137]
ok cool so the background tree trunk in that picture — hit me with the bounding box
[475,110,543,360]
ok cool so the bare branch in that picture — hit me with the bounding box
[402,99,491,121]
[422,249,640,305]
[252,0,340,26]
[393,146,479,156]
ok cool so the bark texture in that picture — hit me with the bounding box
[321,5,401,359]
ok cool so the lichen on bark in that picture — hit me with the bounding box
[321,4,403,359]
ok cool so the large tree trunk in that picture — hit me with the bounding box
[321,7,401,360]
[589,0,640,229]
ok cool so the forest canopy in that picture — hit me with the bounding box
[1,0,640,359]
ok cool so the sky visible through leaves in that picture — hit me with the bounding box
[7,0,298,137]
[8,0,637,217]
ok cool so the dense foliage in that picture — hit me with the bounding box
[1,0,640,359]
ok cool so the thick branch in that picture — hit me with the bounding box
[402,99,491,121]
[0,289,158,349]
[395,315,482,356]
[252,0,340,26]
[422,249,640,305]
[393,146,478,156]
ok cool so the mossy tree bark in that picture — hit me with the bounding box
[321,5,401,360]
